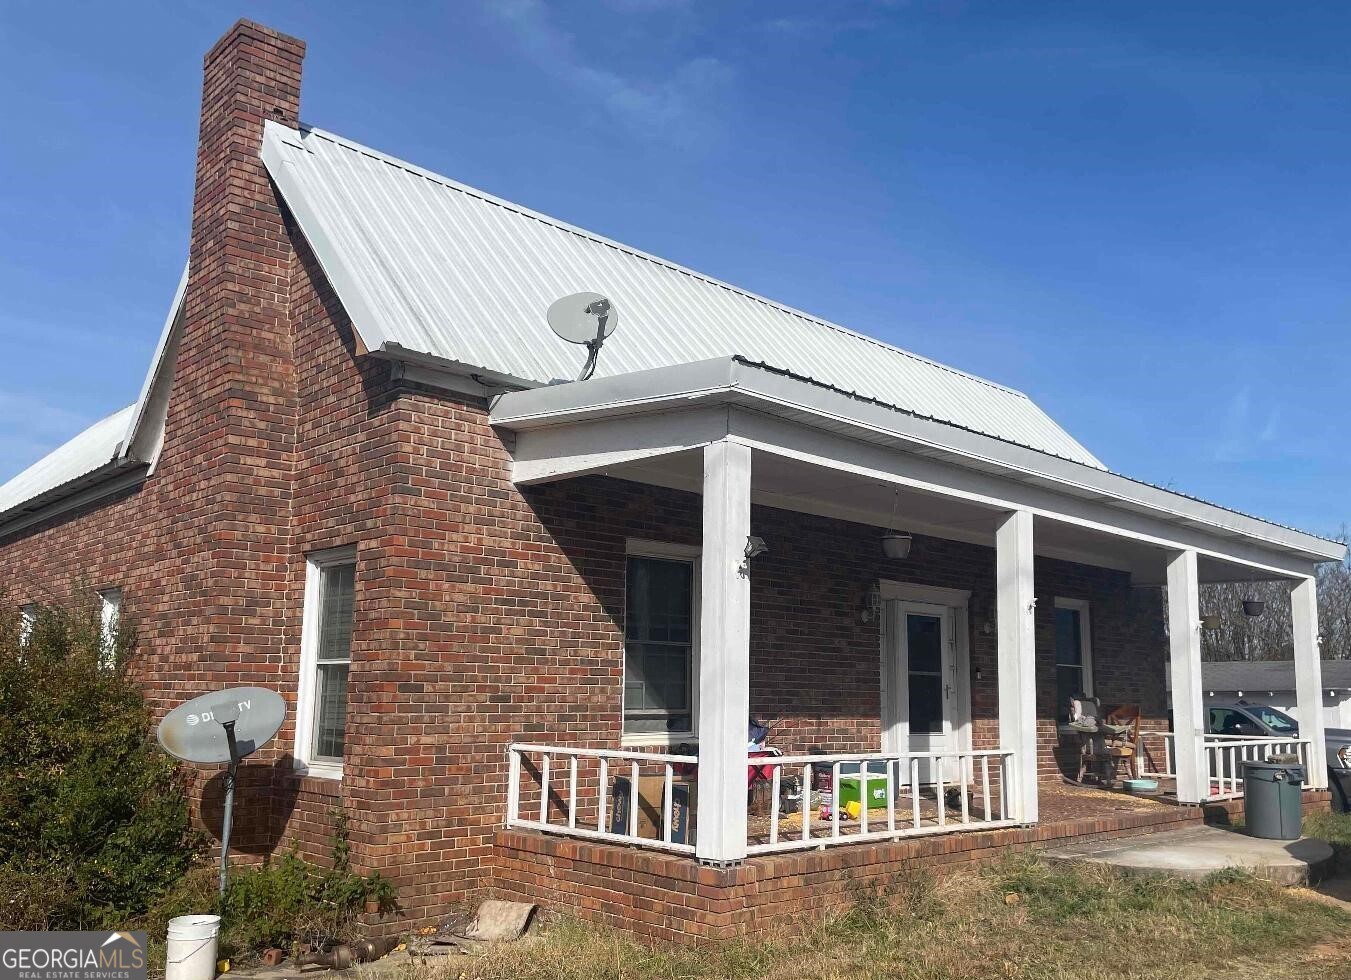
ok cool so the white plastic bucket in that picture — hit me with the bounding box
[165,914,221,980]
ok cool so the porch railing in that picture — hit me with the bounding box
[745,749,1020,856]
[505,743,698,855]
[506,743,1019,859]
[1138,731,1312,800]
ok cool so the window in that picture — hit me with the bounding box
[1246,705,1298,735]
[1054,598,1092,722]
[623,541,699,742]
[98,589,122,669]
[1209,707,1261,737]
[296,548,356,778]
[19,603,37,648]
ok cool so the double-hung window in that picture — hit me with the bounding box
[623,541,699,743]
[98,589,121,670]
[19,603,38,648]
[1054,597,1093,722]
[297,548,356,778]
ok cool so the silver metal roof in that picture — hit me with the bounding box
[261,122,1104,469]
[0,267,186,529]
[0,404,137,517]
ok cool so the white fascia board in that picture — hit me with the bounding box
[490,357,1343,568]
[120,262,188,468]
[261,121,391,355]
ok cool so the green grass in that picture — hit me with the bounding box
[404,855,1351,980]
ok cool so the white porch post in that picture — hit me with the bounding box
[996,509,1038,824]
[1292,575,1328,788]
[1166,549,1208,804]
[695,440,751,864]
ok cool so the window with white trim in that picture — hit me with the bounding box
[19,603,38,648]
[296,548,356,778]
[1054,597,1093,722]
[623,541,699,742]
[98,589,121,669]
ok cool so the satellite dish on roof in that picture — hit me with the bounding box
[157,687,286,896]
[546,291,618,381]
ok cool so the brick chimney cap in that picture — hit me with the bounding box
[205,18,306,64]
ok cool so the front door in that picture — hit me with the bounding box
[884,600,958,783]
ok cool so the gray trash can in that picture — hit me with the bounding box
[1242,756,1304,840]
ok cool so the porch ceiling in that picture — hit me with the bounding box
[578,447,1252,583]
[491,358,1341,582]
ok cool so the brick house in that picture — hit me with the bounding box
[1,21,1344,940]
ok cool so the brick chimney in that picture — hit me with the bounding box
[154,20,307,847]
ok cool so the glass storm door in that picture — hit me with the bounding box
[886,600,957,783]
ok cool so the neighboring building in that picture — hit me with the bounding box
[0,22,1343,940]
[1201,661,1351,731]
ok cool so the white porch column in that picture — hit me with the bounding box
[996,509,1038,824]
[1292,575,1329,788]
[1166,549,1208,804]
[695,440,751,864]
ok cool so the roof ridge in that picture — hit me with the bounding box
[292,123,1030,400]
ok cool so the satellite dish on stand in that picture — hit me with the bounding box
[158,687,286,895]
[546,291,619,381]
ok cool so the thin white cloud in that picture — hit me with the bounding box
[484,0,731,146]
[1212,385,1283,463]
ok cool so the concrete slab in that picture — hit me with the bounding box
[1043,826,1333,886]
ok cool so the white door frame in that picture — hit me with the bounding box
[878,581,973,776]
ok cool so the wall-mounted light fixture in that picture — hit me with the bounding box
[860,584,882,624]
[744,535,769,562]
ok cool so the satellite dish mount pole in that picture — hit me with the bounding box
[217,711,241,897]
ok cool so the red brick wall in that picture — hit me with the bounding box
[0,18,1174,931]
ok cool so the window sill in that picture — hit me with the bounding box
[621,734,697,750]
[294,759,344,781]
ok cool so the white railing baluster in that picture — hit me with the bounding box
[597,757,608,832]
[910,757,921,829]
[802,764,812,844]
[860,765,870,837]
[567,755,578,829]
[935,757,946,828]
[539,753,551,824]
[958,755,970,825]
[886,758,896,836]
[628,761,640,840]
[506,746,521,827]
[831,762,841,840]
[662,763,673,844]
[769,764,781,845]
[981,756,991,822]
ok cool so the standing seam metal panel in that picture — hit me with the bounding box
[261,123,1103,467]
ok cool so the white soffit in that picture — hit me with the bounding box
[260,121,1104,469]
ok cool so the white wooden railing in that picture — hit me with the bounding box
[745,749,1019,856]
[506,743,698,855]
[1138,731,1312,800]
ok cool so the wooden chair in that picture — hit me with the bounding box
[1071,699,1141,788]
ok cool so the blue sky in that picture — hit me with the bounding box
[1,1,1347,537]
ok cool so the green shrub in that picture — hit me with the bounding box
[215,810,396,958]
[0,597,197,929]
